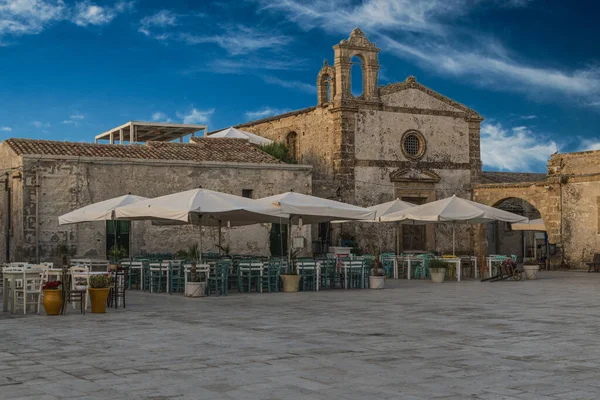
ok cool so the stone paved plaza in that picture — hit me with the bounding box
[1,271,599,399]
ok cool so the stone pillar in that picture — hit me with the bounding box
[467,117,483,185]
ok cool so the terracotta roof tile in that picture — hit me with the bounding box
[3,138,281,164]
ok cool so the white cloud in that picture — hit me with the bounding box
[72,1,127,27]
[197,58,307,75]
[179,25,292,55]
[520,115,537,120]
[256,0,469,36]
[62,113,85,125]
[0,126,12,131]
[32,121,50,128]
[257,0,600,107]
[0,0,132,41]
[151,111,171,122]
[262,76,315,94]
[480,122,558,171]
[177,108,214,124]
[0,0,66,38]
[245,107,291,119]
[138,9,178,37]
[579,139,600,151]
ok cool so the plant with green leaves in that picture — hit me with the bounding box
[523,258,537,264]
[53,243,75,266]
[259,142,296,164]
[367,241,386,276]
[428,259,450,270]
[89,274,111,288]
[177,243,201,282]
[108,245,128,261]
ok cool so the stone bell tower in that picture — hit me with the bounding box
[332,28,381,107]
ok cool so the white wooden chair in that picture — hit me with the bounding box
[13,267,45,314]
[69,266,90,311]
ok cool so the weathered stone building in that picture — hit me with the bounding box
[236,28,484,254]
[474,151,600,269]
[0,138,311,263]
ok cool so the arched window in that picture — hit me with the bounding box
[350,54,365,98]
[286,132,298,162]
[317,61,335,105]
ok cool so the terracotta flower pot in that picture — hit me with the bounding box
[280,274,301,292]
[88,288,110,313]
[43,290,63,315]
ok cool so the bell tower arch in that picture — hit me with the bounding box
[332,28,381,105]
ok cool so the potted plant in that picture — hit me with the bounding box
[428,259,449,283]
[280,249,301,292]
[108,245,128,264]
[367,242,385,289]
[42,281,63,315]
[88,274,111,313]
[53,243,74,267]
[523,258,539,280]
[177,244,206,297]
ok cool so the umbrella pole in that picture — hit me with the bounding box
[288,216,292,267]
[452,224,455,256]
[218,220,222,255]
[199,223,203,263]
[113,219,118,258]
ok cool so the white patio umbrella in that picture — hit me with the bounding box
[332,198,416,223]
[208,127,273,146]
[58,194,149,257]
[255,192,376,262]
[114,189,290,255]
[59,194,149,225]
[380,195,528,255]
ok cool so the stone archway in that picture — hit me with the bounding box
[473,181,562,268]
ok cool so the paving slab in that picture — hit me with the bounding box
[1,271,600,399]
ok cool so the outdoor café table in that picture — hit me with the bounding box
[434,257,462,281]
[238,261,265,293]
[460,256,479,279]
[339,260,366,289]
[148,263,170,293]
[486,257,504,279]
[2,268,41,312]
[400,255,418,280]
[295,261,320,291]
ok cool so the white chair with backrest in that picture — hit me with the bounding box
[70,266,90,310]
[13,266,45,314]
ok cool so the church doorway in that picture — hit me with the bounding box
[400,196,427,251]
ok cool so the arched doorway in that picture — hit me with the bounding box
[489,197,545,261]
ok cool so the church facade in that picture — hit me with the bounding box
[237,29,484,254]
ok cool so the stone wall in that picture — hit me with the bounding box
[4,154,311,263]
[475,150,600,268]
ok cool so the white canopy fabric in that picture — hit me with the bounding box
[255,192,376,224]
[58,194,149,225]
[380,195,528,255]
[381,195,528,224]
[208,127,273,146]
[332,198,416,223]
[512,218,545,231]
[114,188,287,226]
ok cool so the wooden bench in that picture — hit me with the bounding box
[586,254,600,272]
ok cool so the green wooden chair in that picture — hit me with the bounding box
[207,261,229,296]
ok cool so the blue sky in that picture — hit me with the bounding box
[0,0,598,172]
